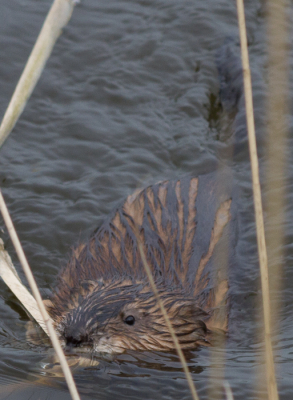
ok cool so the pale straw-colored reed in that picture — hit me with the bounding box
[0,0,77,149]
[0,191,81,400]
[138,241,199,400]
[0,0,80,399]
[264,0,288,348]
[236,0,280,399]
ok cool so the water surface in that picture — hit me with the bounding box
[0,0,292,399]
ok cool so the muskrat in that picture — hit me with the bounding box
[46,170,236,355]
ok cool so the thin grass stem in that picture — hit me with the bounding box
[236,1,279,399]
[138,241,199,400]
[265,0,288,334]
[223,381,234,400]
[0,190,80,400]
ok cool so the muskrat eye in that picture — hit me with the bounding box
[124,315,135,326]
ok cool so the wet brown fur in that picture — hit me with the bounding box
[48,172,235,354]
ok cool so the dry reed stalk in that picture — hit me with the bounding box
[258,1,288,399]
[0,238,49,335]
[265,0,288,336]
[207,168,231,399]
[0,0,77,149]
[236,1,279,399]
[0,190,81,400]
[223,381,234,400]
[138,241,199,400]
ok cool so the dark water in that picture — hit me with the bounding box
[0,0,293,399]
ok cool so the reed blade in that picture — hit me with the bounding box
[236,1,279,399]
[0,0,77,148]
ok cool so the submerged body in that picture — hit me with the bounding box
[48,172,236,355]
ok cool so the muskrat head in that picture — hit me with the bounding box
[53,280,210,356]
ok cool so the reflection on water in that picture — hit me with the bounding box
[0,0,292,399]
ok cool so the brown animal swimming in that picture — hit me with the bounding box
[47,171,236,355]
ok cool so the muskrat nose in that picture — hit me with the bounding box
[66,336,83,348]
[64,327,89,348]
